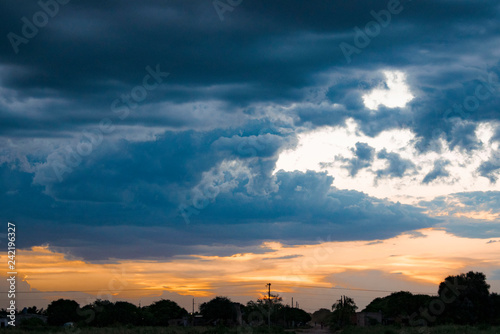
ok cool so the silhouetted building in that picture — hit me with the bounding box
[356,311,382,326]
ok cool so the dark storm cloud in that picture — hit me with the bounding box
[1,0,500,260]
[448,121,481,152]
[410,66,500,152]
[291,72,414,137]
[0,129,436,261]
[211,133,293,159]
[422,159,450,184]
[1,0,499,139]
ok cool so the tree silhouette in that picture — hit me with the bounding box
[489,292,500,325]
[331,296,357,328]
[146,299,188,326]
[276,305,311,326]
[46,299,81,326]
[363,291,432,322]
[88,301,140,326]
[437,271,491,325]
[200,296,239,325]
[26,306,44,315]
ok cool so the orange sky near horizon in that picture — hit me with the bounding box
[2,228,500,312]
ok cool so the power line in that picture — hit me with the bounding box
[295,284,437,295]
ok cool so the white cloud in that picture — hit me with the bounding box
[274,119,500,204]
[362,70,414,110]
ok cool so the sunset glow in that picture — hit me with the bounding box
[2,229,499,312]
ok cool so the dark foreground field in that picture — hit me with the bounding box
[4,325,500,334]
[333,325,500,334]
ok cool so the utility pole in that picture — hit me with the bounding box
[291,297,293,308]
[192,298,195,326]
[340,295,345,327]
[266,283,271,329]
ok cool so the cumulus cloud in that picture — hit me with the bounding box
[448,121,481,152]
[422,159,450,184]
[0,155,436,261]
[376,149,416,179]
[478,150,500,183]
[338,142,375,177]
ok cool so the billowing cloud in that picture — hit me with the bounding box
[422,159,450,184]
[338,142,375,177]
[376,149,416,179]
[1,151,437,261]
[478,150,500,183]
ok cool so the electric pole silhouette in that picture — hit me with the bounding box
[266,283,271,329]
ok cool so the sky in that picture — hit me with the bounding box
[1,0,500,314]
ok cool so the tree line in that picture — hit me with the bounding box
[2,271,499,330]
[323,271,500,329]
[2,294,311,329]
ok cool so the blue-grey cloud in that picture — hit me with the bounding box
[420,191,500,215]
[0,136,436,261]
[365,240,384,246]
[422,159,450,184]
[263,255,303,261]
[338,142,375,177]
[419,191,500,238]
[0,0,499,143]
[403,231,427,239]
[478,150,500,183]
[448,121,481,152]
[436,218,500,239]
[376,149,416,179]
